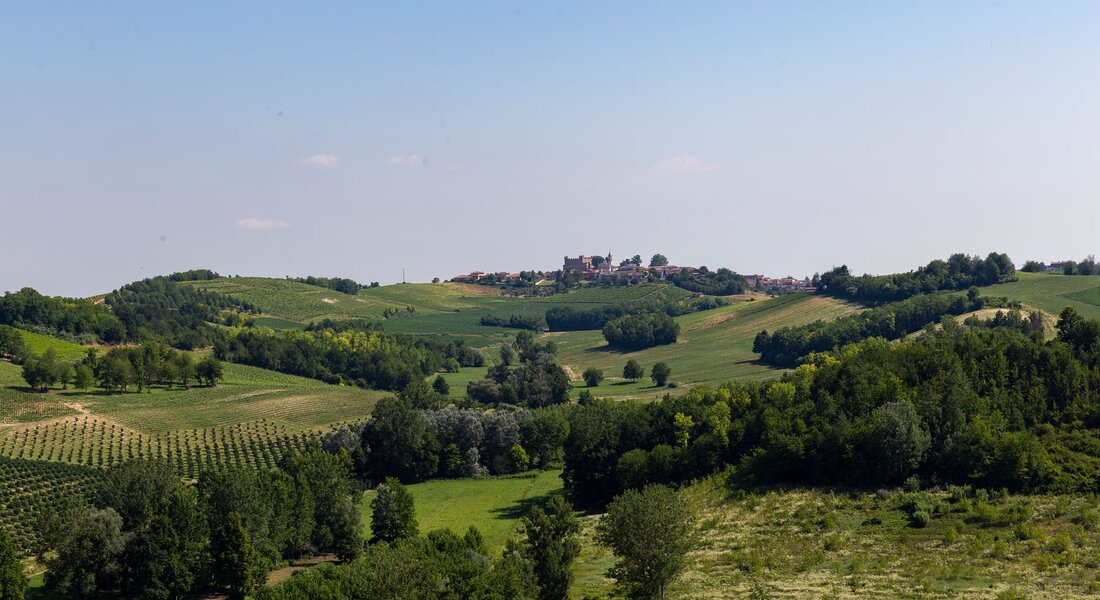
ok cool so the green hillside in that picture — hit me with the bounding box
[554,294,860,398]
[984,272,1100,321]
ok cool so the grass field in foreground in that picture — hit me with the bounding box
[553,294,860,399]
[983,272,1100,321]
[361,470,565,553]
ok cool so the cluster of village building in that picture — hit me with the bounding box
[450,254,815,294]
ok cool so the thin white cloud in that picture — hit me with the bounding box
[386,154,427,166]
[235,218,290,231]
[652,155,718,172]
[300,154,341,168]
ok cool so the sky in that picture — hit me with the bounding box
[2,1,1099,297]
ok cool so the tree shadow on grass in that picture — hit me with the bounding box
[490,488,566,521]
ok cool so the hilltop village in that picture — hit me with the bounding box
[450,253,815,294]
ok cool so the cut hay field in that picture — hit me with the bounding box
[360,469,565,552]
[984,272,1100,321]
[554,294,860,398]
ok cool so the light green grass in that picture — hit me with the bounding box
[185,278,507,323]
[983,272,1100,321]
[16,330,89,362]
[361,470,565,552]
[426,366,492,399]
[555,294,860,399]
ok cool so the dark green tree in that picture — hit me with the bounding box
[432,375,450,396]
[0,529,25,600]
[522,495,581,600]
[649,254,669,267]
[650,362,671,387]
[623,360,644,381]
[219,512,264,600]
[596,485,695,600]
[370,478,418,544]
[73,364,94,391]
[582,367,604,387]
[195,356,224,387]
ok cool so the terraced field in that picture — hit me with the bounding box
[983,272,1100,321]
[554,294,860,398]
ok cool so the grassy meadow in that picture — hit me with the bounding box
[554,294,860,398]
[361,469,565,553]
[983,272,1100,321]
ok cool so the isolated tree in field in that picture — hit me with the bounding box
[650,362,671,387]
[196,356,224,386]
[522,495,581,600]
[0,529,25,600]
[371,477,418,544]
[623,360,644,382]
[220,512,264,600]
[649,254,669,267]
[596,485,696,600]
[432,375,450,395]
[582,367,604,387]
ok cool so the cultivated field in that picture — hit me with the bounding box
[984,272,1100,321]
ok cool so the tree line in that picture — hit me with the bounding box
[563,307,1100,507]
[753,289,1018,367]
[479,313,547,332]
[24,448,361,599]
[0,272,257,350]
[1022,255,1099,276]
[11,340,223,393]
[465,332,571,408]
[603,312,680,350]
[215,323,483,390]
[288,275,365,295]
[816,252,1016,303]
[544,296,728,333]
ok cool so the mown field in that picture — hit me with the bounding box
[983,272,1100,321]
[553,294,860,398]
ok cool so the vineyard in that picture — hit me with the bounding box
[0,457,104,555]
[0,416,321,477]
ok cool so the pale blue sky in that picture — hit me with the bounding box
[3,2,1099,296]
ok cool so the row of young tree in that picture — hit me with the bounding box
[24,449,362,600]
[816,252,1016,303]
[563,307,1100,507]
[753,289,1018,366]
[15,344,223,393]
[214,323,483,390]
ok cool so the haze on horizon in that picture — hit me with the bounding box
[2,1,1098,298]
